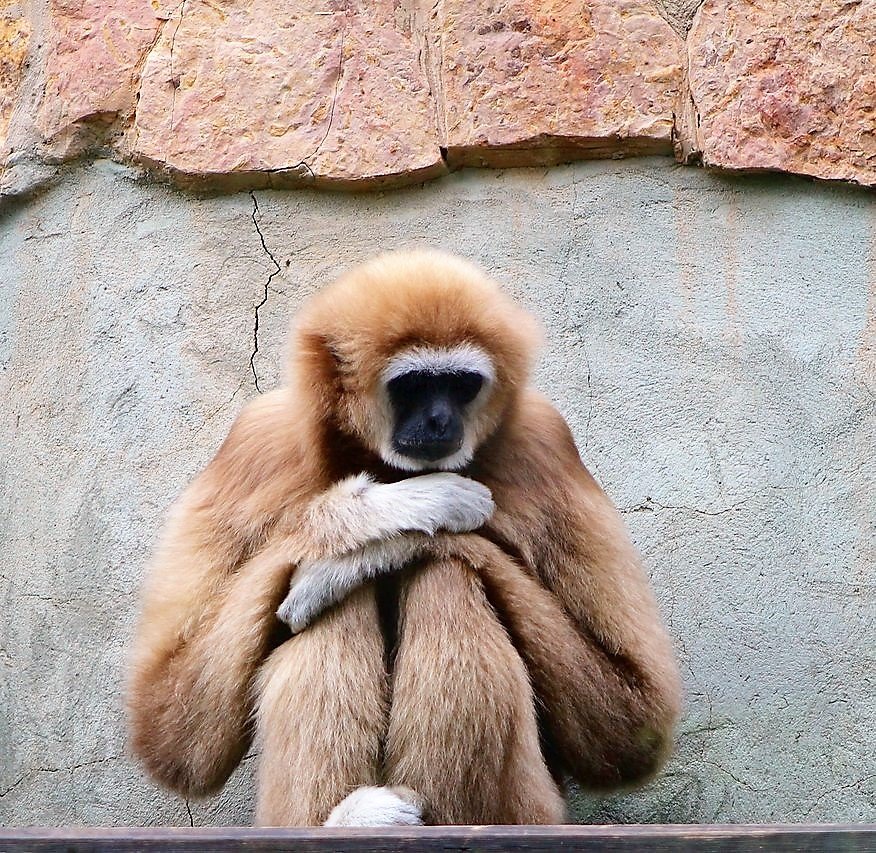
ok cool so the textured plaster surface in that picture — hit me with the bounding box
[0,161,874,825]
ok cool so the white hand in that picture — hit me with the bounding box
[372,473,494,535]
[276,571,323,634]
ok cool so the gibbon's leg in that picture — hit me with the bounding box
[384,556,565,825]
[253,586,388,826]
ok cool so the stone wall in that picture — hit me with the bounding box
[1,0,875,195]
[0,0,875,831]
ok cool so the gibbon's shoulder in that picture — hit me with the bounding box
[193,388,311,508]
[514,389,583,463]
[484,388,602,497]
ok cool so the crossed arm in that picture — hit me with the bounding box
[276,472,494,632]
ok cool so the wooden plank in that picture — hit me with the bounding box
[0,825,873,853]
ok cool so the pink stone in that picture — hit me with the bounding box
[37,0,162,141]
[682,0,876,187]
[132,0,445,188]
[0,3,30,161]
[437,0,685,166]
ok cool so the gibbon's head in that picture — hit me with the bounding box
[290,250,541,472]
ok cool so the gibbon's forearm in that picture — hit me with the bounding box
[276,535,432,633]
[301,472,494,556]
[128,528,293,796]
[276,473,493,633]
[429,533,681,789]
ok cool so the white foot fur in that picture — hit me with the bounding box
[324,785,423,827]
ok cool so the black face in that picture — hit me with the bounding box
[387,370,484,463]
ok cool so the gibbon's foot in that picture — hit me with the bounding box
[323,785,424,826]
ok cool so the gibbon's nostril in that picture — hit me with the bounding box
[427,411,450,436]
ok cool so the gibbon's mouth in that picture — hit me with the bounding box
[393,437,463,463]
[382,439,471,473]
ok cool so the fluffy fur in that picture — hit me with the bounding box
[324,786,424,826]
[127,249,681,826]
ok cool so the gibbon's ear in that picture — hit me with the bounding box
[293,329,344,416]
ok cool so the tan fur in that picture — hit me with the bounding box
[127,250,680,823]
[385,557,565,824]
[255,586,387,825]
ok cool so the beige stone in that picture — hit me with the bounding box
[36,0,162,143]
[4,0,875,193]
[682,0,876,187]
[437,0,685,167]
[652,0,703,34]
[132,0,445,188]
[0,2,30,160]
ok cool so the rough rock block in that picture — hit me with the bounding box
[133,0,446,188]
[0,2,30,160]
[682,0,876,187]
[438,0,685,167]
[651,0,704,34]
[37,0,162,145]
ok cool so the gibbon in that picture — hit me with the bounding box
[127,250,681,826]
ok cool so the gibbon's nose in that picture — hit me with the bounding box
[414,398,463,460]
[425,398,453,439]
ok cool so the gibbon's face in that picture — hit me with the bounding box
[377,344,495,472]
[289,250,540,472]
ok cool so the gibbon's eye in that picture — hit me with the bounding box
[386,370,484,409]
[386,371,430,404]
[448,371,484,405]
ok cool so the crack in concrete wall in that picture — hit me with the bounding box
[248,190,281,393]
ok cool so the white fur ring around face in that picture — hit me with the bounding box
[323,785,424,826]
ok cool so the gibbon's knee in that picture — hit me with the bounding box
[385,556,564,825]
[253,588,388,826]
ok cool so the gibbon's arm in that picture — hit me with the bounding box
[276,473,494,633]
[479,393,682,788]
[128,391,304,796]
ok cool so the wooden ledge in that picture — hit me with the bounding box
[0,824,873,852]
